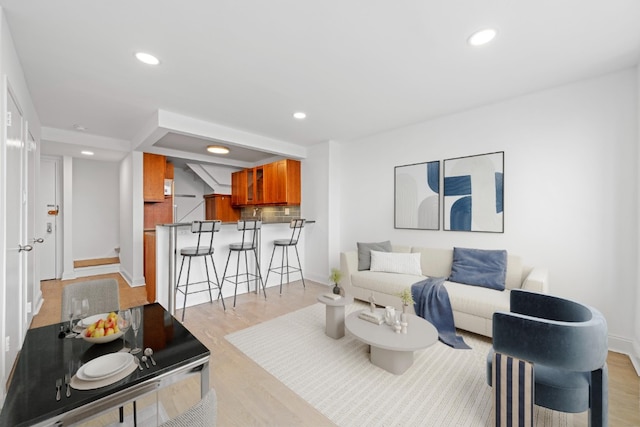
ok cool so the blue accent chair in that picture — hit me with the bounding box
[486,289,608,426]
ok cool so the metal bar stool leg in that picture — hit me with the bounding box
[211,254,226,310]
[182,257,192,322]
[203,254,213,303]
[279,246,285,294]
[265,245,277,287]
[294,245,305,288]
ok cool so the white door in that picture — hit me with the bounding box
[25,128,41,326]
[4,85,26,379]
[39,157,59,280]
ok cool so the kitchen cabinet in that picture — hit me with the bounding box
[144,231,156,303]
[143,153,167,202]
[204,194,240,222]
[232,159,300,206]
[231,170,248,206]
[247,166,264,205]
[263,159,301,205]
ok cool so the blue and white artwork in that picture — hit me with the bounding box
[443,152,504,232]
[394,161,440,230]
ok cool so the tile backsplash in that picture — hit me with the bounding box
[240,206,301,223]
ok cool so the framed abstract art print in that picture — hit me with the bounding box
[443,152,504,233]
[394,161,440,230]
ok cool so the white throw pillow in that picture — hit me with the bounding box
[369,250,422,276]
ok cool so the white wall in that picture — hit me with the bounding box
[72,158,120,260]
[338,68,638,351]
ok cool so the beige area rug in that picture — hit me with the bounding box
[225,302,572,427]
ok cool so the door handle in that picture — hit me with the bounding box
[32,237,44,244]
[18,244,33,252]
[47,222,53,233]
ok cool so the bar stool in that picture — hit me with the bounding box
[265,218,306,294]
[176,220,224,321]
[222,220,267,307]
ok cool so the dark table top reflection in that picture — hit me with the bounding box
[0,303,210,427]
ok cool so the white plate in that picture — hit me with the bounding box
[80,328,124,344]
[80,313,109,327]
[78,353,133,381]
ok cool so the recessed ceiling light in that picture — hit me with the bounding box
[81,151,94,156]
[73,124,87,131]
[135,52,160,65]
[293,112,307,120]
[468,28,497,46]
[207,145,230,154]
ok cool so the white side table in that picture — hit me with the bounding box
[316,294,354,339]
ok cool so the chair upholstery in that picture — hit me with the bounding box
[265,219,306,294]
[60,278,120,321]
[486,289,608,426]
[161,389,217,427]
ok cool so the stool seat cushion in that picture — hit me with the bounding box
[181,246,214,256]
[274,239,298,246]
[229,242,256,251]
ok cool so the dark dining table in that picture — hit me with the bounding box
[0,303,210,426]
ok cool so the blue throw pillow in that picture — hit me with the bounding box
[449,247,507,291]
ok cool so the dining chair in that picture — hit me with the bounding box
[60,277,136,425]
[264,218,306,294]
[60,278,120,321]
[160,388,217,427]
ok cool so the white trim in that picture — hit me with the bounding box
[73,263,120,277]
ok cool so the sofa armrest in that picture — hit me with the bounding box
[340,251,358,290]
[521,267,549,294]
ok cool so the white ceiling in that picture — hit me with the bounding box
[2,1,640,165]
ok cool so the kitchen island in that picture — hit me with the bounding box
[155,220,313,315]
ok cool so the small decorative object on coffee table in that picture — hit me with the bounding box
[398,288,414,317]
[369,293,376,313]
[329,268,342,295]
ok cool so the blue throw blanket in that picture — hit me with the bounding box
[411,277,471,349]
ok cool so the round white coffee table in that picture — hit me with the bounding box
[316,294,354,339]
[345,309,438,374]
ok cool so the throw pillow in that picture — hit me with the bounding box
[449,247,508,291]
[369,250,422,276]
[357,241,392,271]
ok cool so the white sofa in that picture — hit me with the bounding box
[340,245,548,337]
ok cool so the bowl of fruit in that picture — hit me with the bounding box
[81,312,124,344]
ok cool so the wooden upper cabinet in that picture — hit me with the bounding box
[143,153,166,202]
[263,159,301,205]
[204,194,240,222]
[232,159,300,206]
[231,170,248,206]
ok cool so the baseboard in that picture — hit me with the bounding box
[74,263,121,277]
[607,333,640,376]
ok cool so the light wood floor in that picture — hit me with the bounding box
[31,274,639,426]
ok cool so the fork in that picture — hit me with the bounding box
[65,374,71,397]
[55,378,62,401]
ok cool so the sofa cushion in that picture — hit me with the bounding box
[444,281,511,319]
[411,247,454,278]
[351,271,425,296]
[449,247,508,290]
[357,241,392,270]
[370,250,422,276]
